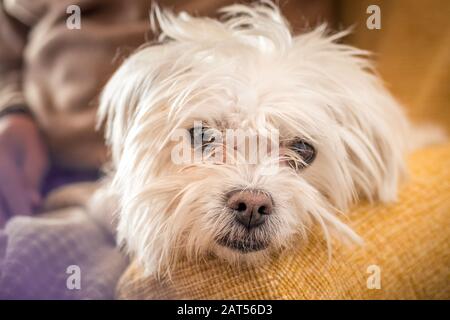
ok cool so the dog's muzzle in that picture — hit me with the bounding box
[217,189,273,253]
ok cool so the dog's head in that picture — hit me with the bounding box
[99,2,407,275]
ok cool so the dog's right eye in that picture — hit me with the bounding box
[189,126,215,149]
[289,139,316,169]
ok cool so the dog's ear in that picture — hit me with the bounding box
[334,55,408,204]
[97,45,174,166]
[339,98,408,204]
[292,27,409,204]
[97,5,216,167]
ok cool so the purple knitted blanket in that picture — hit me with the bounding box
[0,206,128,299]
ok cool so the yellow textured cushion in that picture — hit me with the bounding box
[116,143,450,299]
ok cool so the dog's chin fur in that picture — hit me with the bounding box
[98,1,411,277]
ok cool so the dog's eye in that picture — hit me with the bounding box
[189,126,215,149]
[290,140,316,168]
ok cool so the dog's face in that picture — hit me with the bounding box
[99,3,407,275]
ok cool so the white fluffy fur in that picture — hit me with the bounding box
[98,1,410,276]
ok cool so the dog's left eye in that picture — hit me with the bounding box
[290,140,316,168]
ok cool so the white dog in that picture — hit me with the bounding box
[98,1,413,276]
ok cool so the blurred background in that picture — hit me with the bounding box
[281,0,450,130]
[0,0,448,222]
[337,0,450,130]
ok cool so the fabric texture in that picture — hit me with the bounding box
[116,143,450,300]
[0,204,128,299]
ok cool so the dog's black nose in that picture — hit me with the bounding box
[226,190,273,229]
